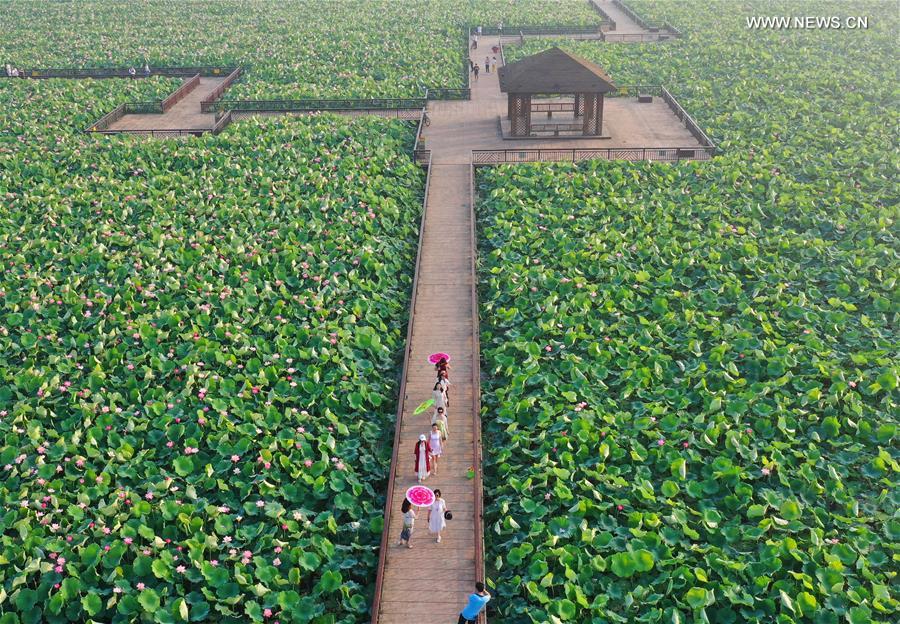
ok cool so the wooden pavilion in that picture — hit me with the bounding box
[498,47,617,137]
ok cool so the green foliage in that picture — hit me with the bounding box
[0,81,424,622]
[479,4,898,621]
[0,0,601,99]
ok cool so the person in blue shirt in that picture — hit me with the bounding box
[458,582,491,623]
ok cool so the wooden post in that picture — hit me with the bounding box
[511,93,530,136]
[575,93,583,118]
[582,93,594,135]
[597,94,604,135]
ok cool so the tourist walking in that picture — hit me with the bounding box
[414,434,431,483]
[432,380,447,414]
[438,369,451,407]
[491,56,498,73]
[128,66,136,78]
[433,406,449,442]
[458,582,491,623]
[397,498,417,549]
[473,64,479,80]
[484,56,490,74]
[429,423,443,475]
[427,489,449,543]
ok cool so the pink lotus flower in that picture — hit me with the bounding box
[761,468,770,476]
[124,537,133,545]
[136,582,145,590]
[616,505,624,511]
[264,609,273,618]
[176,565,186,573]
[304,459,313,467]
[657,439,665,446]
[256,500,265,508]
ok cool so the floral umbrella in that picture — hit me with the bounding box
[406,485,435,507]
[428,352,451,364]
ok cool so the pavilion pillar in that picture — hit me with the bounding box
[582,93,595,136]
[597,94,604,135]
[510,93,530,136]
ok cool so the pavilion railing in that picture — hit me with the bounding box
[472,146,715,164]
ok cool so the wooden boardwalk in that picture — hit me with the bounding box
[592,0,667,35]
[107,76,225,131]
[372,28,704,622]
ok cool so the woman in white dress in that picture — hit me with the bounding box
[427,489,448,543]
[429,423,443,476]
[431,381,446,415]
[432,406,449,442]
[414,434,431,483]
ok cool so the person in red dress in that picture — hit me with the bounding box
[414,434,432,482]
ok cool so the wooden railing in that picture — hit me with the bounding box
[85,104,125,132]
[478,24,605,36]
[124,101,164,114]
[601,31,675,42]
[424,87,471,101]
[472,146,715,164]
[90,128,207,138]
[468,160,487,623]
[211,110,233,135]
[199,67,244,112]
[205,97,426,114]
[162,74,200,112]
[661,87,716,148]
[589,0,617,30]
[369,149,433,624]
[611,0,681,37]
[5,66,240,79]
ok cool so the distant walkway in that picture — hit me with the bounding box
[592,0,675,39]
[107,76,226,131]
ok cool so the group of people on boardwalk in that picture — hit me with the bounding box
[399,356,453,548]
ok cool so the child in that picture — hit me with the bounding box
[429,423,443,475]
[397,498,417,549]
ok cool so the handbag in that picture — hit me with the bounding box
[444,510,453,520]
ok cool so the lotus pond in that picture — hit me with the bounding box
[480,1,898,622]
[0,78,425,623]
[0,0,602,99]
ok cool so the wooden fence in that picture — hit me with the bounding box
[4,66,240,79]
[369,149,434,623]
[611,0,681,37]
[472,146,715,164]
[199,67,244,112]
[162,74,200,111]
[205,97,426,114]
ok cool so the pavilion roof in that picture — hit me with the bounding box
[498,47,617,94]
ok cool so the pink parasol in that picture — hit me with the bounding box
[406,485,435,507]
[428,353,451,365]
